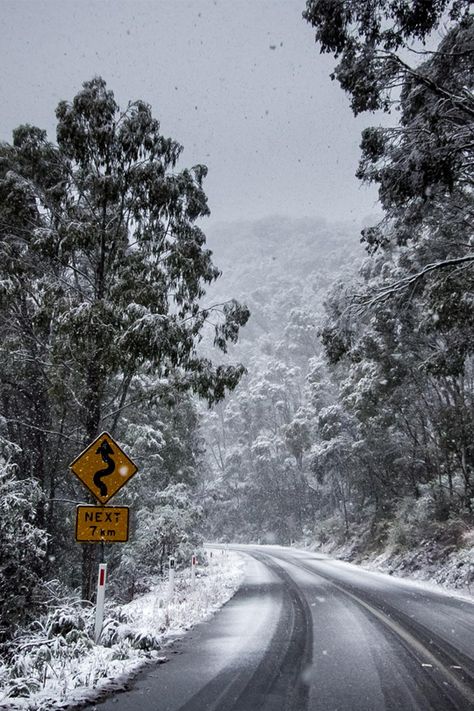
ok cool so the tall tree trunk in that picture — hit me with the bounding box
[81,361,102,602]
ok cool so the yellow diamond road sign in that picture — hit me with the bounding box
[75,506,129,543]
[69,431,138,504]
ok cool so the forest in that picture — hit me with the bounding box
[0,0,473,665]
[202,1,474,580]
[0,78,249,645]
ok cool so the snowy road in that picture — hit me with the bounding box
[87,545,474,710]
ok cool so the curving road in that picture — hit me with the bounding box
[88,545,474,710]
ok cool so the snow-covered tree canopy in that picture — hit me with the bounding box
[0,77,249,601]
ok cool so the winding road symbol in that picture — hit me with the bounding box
[93,440,116,498]
[69,431,138,504]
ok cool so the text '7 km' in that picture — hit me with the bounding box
[75,506,129,542]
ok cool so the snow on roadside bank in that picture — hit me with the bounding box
[0,551,245,711]
[309,534,474,599]
[360,543,474,594]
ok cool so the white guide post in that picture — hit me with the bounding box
[94,563,107,643]
[168,556,176,600]
[191,554,197,590]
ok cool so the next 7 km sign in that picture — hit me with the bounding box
[75,506,129,542]
[69,431,138,505]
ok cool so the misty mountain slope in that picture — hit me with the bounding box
[199,211,474,596]
[203,216,362,360]
[198,216,365,543]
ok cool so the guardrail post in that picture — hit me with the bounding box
[168,556,176,599]
[94,563,107,643]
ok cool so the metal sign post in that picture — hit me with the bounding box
[69,433,139,644]
[94,563,107,643]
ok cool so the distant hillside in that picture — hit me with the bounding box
[202,215,364,358]
[198,216,366,544]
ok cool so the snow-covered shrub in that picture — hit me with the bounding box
[312,514,342,546]
[2,599,160,704]
[0,462,48,642]
[111,484,204,602]
[93,608,162,652]
[388,489,467,551]
[2,598,94,702]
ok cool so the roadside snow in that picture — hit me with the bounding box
[306,535,474,600]
[0,551,244,711]
[359,544,474,598]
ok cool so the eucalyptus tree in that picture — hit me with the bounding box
[304,3,474,284]
[0,77,249,598]
[304,0,472,114]
[304,1,474,533]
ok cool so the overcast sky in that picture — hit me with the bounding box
[1,0,385,228]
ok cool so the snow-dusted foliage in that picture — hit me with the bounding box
[0,457,47,641]
[111,483,204,602]
[201,1,474,580]
[200,218,359,543]
[0,76,248,604]
[0,553,243,710]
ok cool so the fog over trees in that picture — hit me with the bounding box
[201,2,474,556]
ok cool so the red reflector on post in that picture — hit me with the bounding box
[99,568,106,586]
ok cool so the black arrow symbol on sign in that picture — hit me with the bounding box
[94,440,115,498]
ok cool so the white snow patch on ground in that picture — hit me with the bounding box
[0,551,244,711]
[303,535,474,602]
[358,545,474,601]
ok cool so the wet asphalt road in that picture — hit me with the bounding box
[86,545,474,711]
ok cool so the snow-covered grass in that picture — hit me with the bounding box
[0,551,244,711]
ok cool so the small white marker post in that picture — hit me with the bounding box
[191,554,197,590]
[168,556,176,600]
[94,563,107,643]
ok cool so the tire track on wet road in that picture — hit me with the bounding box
[265,548,474,710]
[176,550,313,711]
